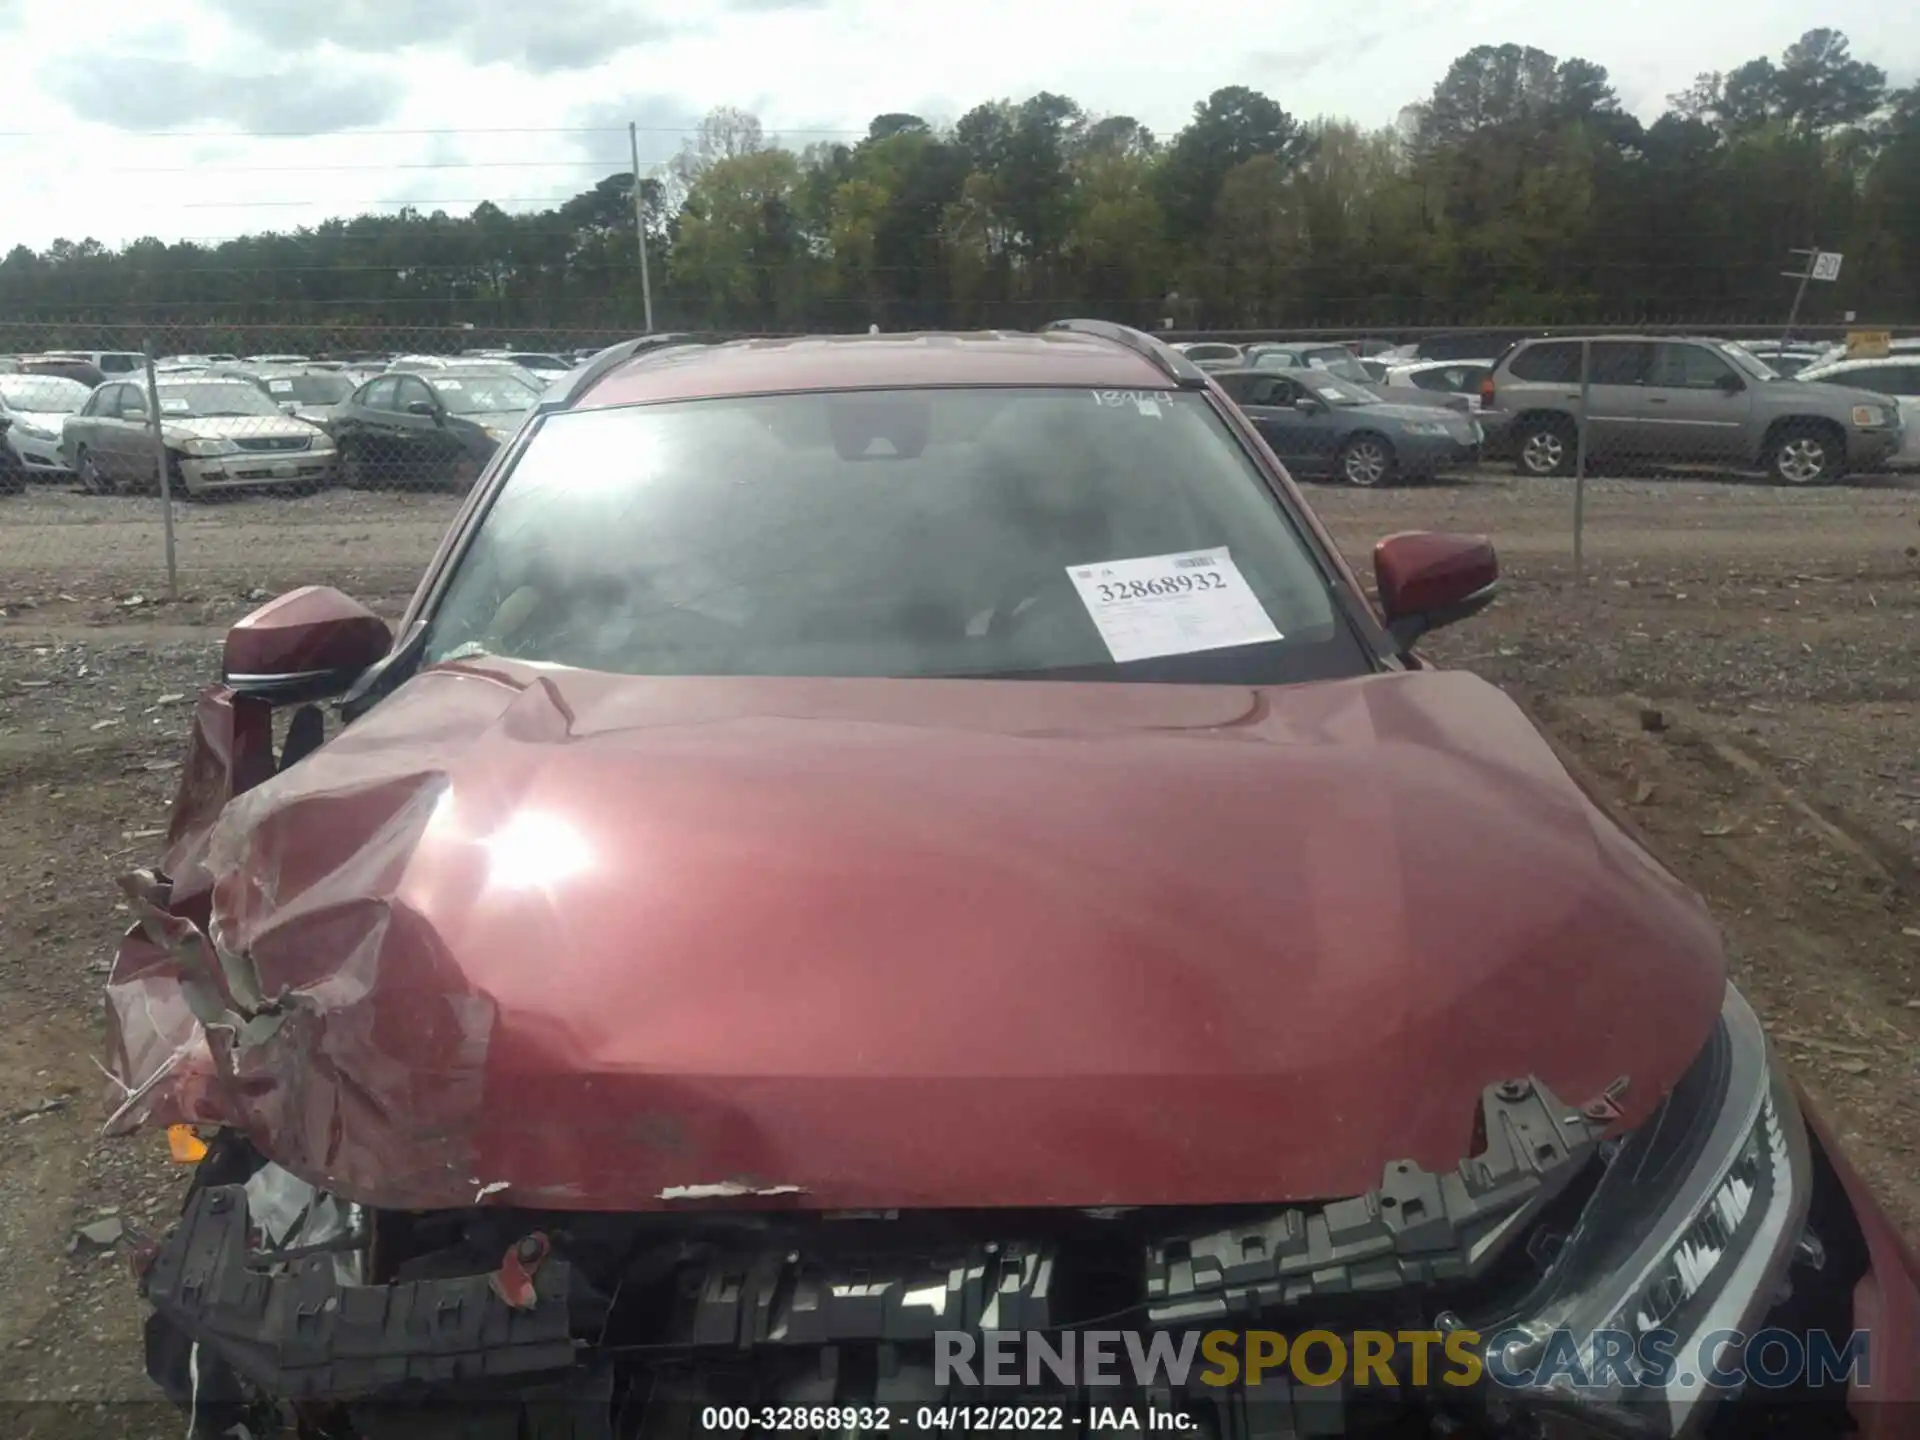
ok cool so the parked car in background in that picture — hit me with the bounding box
[243,353,310,365]
[1735,342,1830,378]
[0,373,91,479]
[434,358,553,392]
[1489,336,1903,483]
[468,349,573,381]
[1,354,106,388]
[331,369,540,491]
[1792,356,1920,468]
[45,349,147,376]
[1213,367,1481,486]
[1381,359,1494,411]
[1171,341,1244,368]
[252,368,359,433]
[1246,341,1368,376]
[1251,342,1465,413]
[60,375,335,496]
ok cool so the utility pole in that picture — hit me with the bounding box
[629,122,655,333]
[1780,248,1817,344]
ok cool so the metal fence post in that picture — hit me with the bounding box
[142,341,179,599]
[1572,337,1592,584]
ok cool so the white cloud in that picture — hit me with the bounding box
[0,0,1912,250]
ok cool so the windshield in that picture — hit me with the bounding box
[430,375,540,415]
[424,388,1364,685]
[1299,349,1373,384]
[1182,345,1239,361]
[0,375,90,412]
[262,373,353,405]
[1717,343,1780,382]
[1298,376,1375,406]
[155,382,282,418]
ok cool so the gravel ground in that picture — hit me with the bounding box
[0,468,1916,1430]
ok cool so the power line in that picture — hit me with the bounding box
[177,196,616,209]
[122,160,639,174]
[0,123,877,140]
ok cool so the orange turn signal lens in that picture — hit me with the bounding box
[167,1124,208,1163]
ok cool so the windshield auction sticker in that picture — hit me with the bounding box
[1067,547,1281,663]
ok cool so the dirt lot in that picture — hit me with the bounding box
[0,471,1916,1428]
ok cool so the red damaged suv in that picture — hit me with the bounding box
[109,323,1918,1438]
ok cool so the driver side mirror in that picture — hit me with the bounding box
[1716,370,1745,394]
[406,399,443,421]
[1294,395,1327,414]
[1373,531,1498,650]
[223,585,393,703]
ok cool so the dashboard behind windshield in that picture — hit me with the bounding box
[425,388,1369,685]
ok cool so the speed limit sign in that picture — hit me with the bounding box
[1811,252,1844,282]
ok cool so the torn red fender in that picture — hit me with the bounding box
[103,685,278,1137]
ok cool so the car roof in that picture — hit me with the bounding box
[1513,334,1733,346]
[578,331,1176,409]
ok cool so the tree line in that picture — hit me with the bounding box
[3,28,1917,343]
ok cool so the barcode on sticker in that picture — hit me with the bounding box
[1172,555,1217,569]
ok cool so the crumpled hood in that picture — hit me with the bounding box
[117,663,1726,1212]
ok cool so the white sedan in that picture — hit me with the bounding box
[0,373,93,477]
[1793,357,1920,467]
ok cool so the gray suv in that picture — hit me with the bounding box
[1489,336,1903,484]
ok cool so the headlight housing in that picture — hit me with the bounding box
[1851,404,1893,429]
[177,437,237,457]
[1401,420,1451,436]
[1476,985,1809,1434]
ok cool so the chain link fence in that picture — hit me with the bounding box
[2,323,1915,608]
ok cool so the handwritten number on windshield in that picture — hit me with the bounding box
[1095,572,1225,603]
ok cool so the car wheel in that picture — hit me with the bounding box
[76,446,115,495]
[339,443,369,490]
[1514,416,1576,478]
[1336,434,1395,488]
[1767,426,1838,486]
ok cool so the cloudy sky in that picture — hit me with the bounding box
[0,0,1914,251]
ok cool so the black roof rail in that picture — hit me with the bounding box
[1043,319,1211,388]
[541,332,703,411]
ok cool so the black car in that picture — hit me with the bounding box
[332,371,540,491]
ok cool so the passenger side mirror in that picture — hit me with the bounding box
[1373,531,1498,649]
[407,399,441,419]
[279,401,299,415]
[223,585,394,703]
[1294,395,1327,415]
